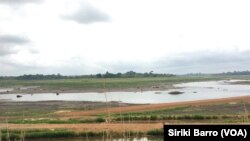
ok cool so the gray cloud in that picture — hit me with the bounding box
[1,50,250,76]
[0,46,17,56]
[0,34,30,56]
[152,50,250,74]
[0,59,42,76]
[0,0,43,5]
[93,50,250,75]
[0,35,29,44]
[62,3,110,24]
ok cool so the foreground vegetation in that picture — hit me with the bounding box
[109,101,250,123]
[1,101,250,140]
[0,128,163,141]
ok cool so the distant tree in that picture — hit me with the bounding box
[96,73,102,78]
[125,71,136,77]
[104,71,115,78]
[149,70,154,74]
[12,70,176,80]
[116,73,122,77]
[143,72,149,77]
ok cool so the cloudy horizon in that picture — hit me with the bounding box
[1,0,250,76]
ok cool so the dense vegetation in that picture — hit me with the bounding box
[1,70,250,80]
[219,70,250,75]
[0,71,175,80]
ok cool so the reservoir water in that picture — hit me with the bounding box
[0,80,250,104]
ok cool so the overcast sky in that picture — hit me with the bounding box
[0,0,250,76]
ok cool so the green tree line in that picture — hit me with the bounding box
[0,71,175,80]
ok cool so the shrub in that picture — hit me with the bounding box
[147,129,164,136]
[95,117,105,123]
[150,115,157,120]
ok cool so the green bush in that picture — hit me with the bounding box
[150,115,158,120]
[147,129,164,136]
[95,117,105,123]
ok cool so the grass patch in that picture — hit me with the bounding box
[0,129,75,141]
[0,129,103,140]
[147,129,164,136]
[0,129,147,140]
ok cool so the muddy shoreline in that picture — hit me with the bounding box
[0,85,174,94]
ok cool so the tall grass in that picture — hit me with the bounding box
[242,101,249,122]
[6,119,10,141]
[0,128,2,141]
[103,78,112,141]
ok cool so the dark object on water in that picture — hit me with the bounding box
[16,95,22,98]
[168,91,184,95]
[56,92,59,95]
[193,91,197,93]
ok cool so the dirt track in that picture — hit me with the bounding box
[57,95,250,118]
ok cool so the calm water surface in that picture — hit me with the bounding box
[0,80,250,104]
